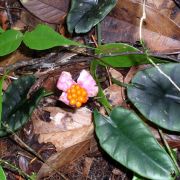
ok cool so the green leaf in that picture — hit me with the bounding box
[0,76,46,137]
[94,107,178,179]
[0,27,4,33]
[0,29,23,56]
[29,173,37,180]
[0,166,6,180]
[67,0,117,33]
[95,43,167,67]
[132,174,146,180]
[23,24,81,50]
[127,63,180,132]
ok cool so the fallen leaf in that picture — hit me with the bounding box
[33,107,92,133]
[83,157,94,178]
[124,65,150,84]
[32,107,94,151]
[104,84,124,107]
[20,0,69,24]
[104,68,125,107]
[101,0,180,53]
[37,123,93,151]
[37,139,92,178]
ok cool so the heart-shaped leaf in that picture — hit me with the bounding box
[94,107,178,179]
[95,43,167,67]
[0,75,46,137]
[127,63,180,132]
[0,29,23,56]
[67,0,117,33]
[0,166,6,180]
[23,24,80,50]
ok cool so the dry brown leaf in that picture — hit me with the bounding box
[83,157,94,178]
[104,84,124,107]
[37,123,93,151]
[109,68,124,82]
[135,0,180,25]
[37,139,92,179]
[102,0,180,53]
[0,50,29,68]
[20,0,69,24]
[124,64,150,84]
[104,68,125,106]
[33,107,92,134]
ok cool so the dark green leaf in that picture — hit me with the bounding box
[23,24,81,50]
[127,63,180,131]
[67,0,117,33]
[94,107,178,179]
[0,30,23,56]
[95,43,167,67]
[0,166,6,180]
[0,76,46,137]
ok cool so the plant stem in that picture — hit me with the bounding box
[97,23,102,46]
[158,129,180,174]
[0,158,32,179]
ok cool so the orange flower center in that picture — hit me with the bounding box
[67,84,88,108]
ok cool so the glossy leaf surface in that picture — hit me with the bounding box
[94,107,178,179]
[67,0,116,33]
[0,30,23,56]
[127,63,180,131]
[0,76,46,137]
[95,43,167,67]
[23,24,80,50]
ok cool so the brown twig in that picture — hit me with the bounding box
[5,1,13,27]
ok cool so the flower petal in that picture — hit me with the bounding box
[77,70,98,97]
[57,71,76,91]
[59,92,69,105]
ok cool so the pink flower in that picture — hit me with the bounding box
[57,70,98,108]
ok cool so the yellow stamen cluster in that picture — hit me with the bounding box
[67,84,88,108]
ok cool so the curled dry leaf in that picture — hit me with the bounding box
[32,107,93,151]
[104,84,124,107]
[37,123,93,151]
[18,156,29,173]
[33,107,92,133]
[102,0,180,53]
[20,0,69,24]
[104,68,125,107]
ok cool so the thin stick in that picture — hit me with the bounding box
[2,123,68,180]
[158,129,180,174]
[97,23,102,46]
[0,158,32,179]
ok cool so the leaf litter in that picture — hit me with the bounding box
[0,0,180,179]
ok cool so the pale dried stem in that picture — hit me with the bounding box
[139,0,180,92]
